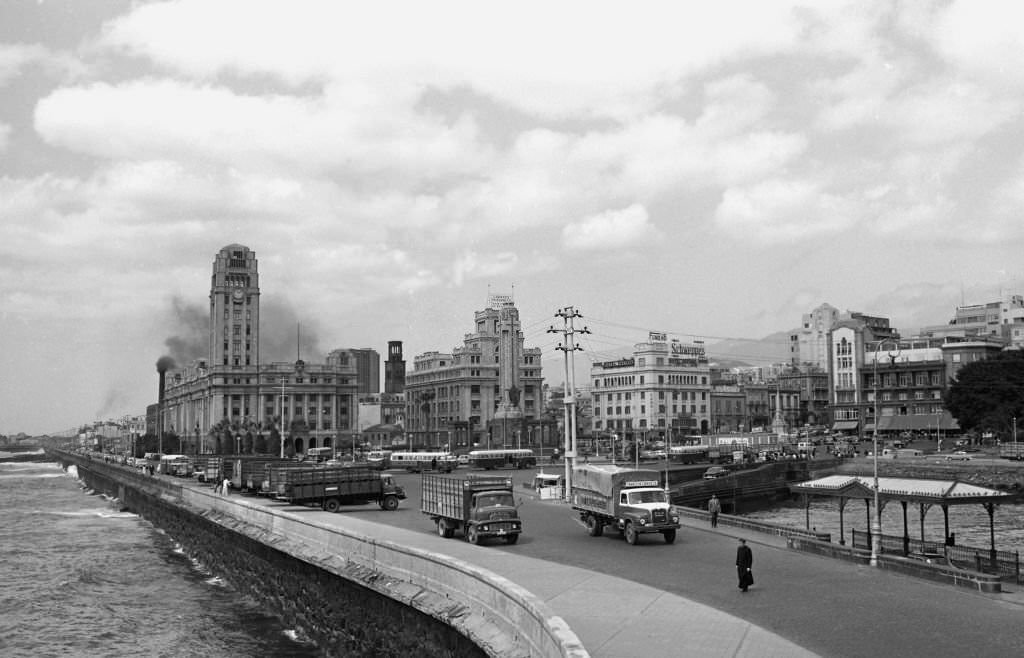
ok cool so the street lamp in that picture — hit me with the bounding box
[870,338,901,567]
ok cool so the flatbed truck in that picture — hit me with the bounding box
[270,465,405,512]
[421,474,522,545]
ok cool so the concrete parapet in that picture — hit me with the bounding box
[55,448,587,658]
[186,487,587,658]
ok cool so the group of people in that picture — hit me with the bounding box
[707,494,755,593]
[213,478,231,495]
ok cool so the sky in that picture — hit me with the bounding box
[3,1,1024,435]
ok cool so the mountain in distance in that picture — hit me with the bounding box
[705,330,793,368]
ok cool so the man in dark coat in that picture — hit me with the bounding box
[736,538,753,592]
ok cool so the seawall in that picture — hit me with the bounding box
[51,449,586,658]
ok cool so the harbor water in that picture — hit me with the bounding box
[0,452,321,658]
[740,494,1024,554]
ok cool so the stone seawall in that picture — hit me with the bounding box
[55,451,585,658]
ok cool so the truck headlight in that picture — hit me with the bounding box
[672,515,679,523]
[639,518,647,526]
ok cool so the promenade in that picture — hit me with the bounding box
[309,497,817,658]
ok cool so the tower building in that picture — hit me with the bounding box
[210,245,260,367]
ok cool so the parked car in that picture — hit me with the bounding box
[945,451,972,461]
[703,466,729,479]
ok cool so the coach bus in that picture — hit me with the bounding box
[390,451,457,473]
[467,448,537,470]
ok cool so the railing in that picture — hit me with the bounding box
[851,529,1021,582]
[675,506,831,543]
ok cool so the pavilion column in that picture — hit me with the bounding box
[986,502,997,569]
[804,494,811,530]
[864,498,871,548]
[901,501,909,556]
[942,505,950,546]
[838,498,847,546]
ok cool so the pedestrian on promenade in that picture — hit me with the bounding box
[708,494,721,528]
[222,478,230,496]
[736,538,754,593]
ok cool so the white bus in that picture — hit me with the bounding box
[390,451,457,473]
[304,447,334,462]
[468,448,537,470]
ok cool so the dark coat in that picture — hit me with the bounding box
[736,544,753,569]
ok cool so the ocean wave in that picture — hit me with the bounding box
[0,472,66,480]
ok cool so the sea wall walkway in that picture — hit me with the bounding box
[55,449,816,657]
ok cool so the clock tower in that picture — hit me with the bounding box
[210,244,260,367]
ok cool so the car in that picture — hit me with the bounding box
[945,451,972,461]
[703,466,729,479]
[457,454,470,466]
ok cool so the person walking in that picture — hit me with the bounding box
[736,538,754,592]
[708,494,721,528]
[221,478,230,496]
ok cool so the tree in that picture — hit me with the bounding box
[944,349,1024,439]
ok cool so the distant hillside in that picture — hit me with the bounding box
[706,330,793,368]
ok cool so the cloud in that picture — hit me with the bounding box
[562,204,658,252]
[714,179,854,243]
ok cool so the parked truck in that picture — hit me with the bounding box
[999,442,1024,461]
[229,456,295,493]
[270,465,405,512]
[571,464,680,545]
[421,474,522,545]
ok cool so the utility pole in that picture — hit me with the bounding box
[548,307,590,502]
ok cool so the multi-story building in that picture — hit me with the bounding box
[828,315,1005,437]
[921,294,1024,347]
[709,385,746,433]
[403,294,544,449]
[591,335,712,440]
[779,367,830,427]
[326,348,379,395]
[791,303,841,369]
[160,244,360,455]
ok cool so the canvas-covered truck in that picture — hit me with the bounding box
[571,464,680,545]
[421,474,522,545]
[270,465,406,512]
[1000,442,1024,460]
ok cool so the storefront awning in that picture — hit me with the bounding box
[831,420,859,431]
[876,413,960,432]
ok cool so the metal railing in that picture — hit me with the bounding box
[851,529,1021,582]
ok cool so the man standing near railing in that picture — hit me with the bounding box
[708,494,721,528]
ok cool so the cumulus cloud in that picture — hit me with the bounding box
[562,204,658,252]
[714,179,853,243]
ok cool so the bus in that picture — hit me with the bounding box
[668,445,710,464]
[304,447,334,462]
[390,451,457,473]
[366,450,393,470]
[468,448,537,470]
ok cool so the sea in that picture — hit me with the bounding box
[0,451,321,658]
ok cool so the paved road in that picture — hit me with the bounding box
[313,468,1024,658]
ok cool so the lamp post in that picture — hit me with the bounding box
[870,338,901,567]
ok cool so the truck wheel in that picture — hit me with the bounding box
[505,534,519,545]
[586,515,604,537]
[382,495,399,511]
[467,525,480,545]
[437,519,448,537]
[324,498,341,513]
[625,522,638,545]
[662,529,677,544]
